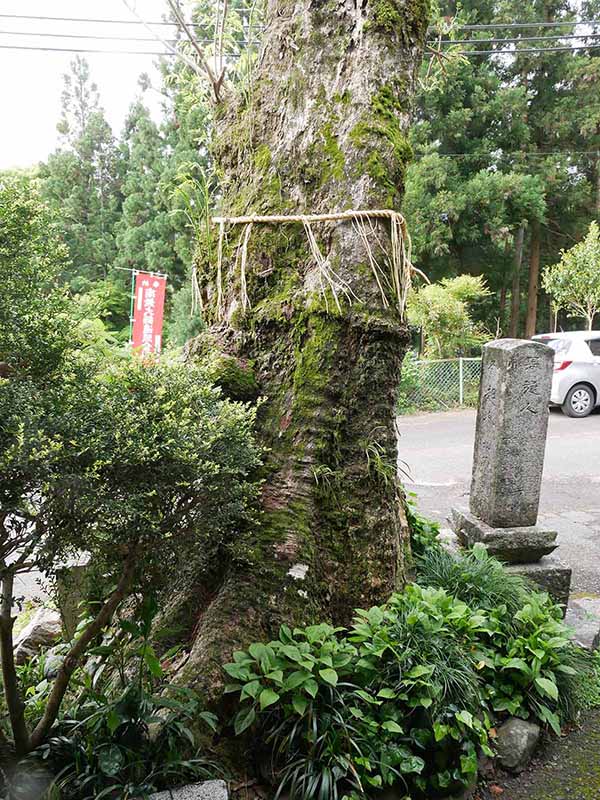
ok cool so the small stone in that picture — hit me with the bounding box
[14,607,62,665]
[150,780,228,800]
[495,718,541,773]
[565,596,600,650]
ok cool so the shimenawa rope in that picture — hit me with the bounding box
[192,209,422,319]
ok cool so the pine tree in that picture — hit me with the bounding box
[40,58,122,290]
[115,101,184,281]
[405,0,600,336]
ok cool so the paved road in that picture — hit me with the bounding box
[397,407,600,596]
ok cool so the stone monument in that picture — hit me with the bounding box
[452,339,572,608]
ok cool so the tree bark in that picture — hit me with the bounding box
[498,285,507,335]
[595,152,600,221]
[524,220,541,338]
[28,550,137,750]
[508,225,525,338]
[0,573,29,756]
[177,0,430,695]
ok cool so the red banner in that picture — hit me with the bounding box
[131,271,167,356]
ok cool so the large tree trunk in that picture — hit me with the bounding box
[173,0,430,695]
[524,220,541,338]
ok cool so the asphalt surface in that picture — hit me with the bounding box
[17,407,600,604]
[397,407,600,596]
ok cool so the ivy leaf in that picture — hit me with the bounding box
[406,664,433,679]
[400,755,425,775]
[381,720,403,733]
[292,695,308,715]
[241,680,261,700]
[456,709,474,728]
[98,745,125,777]
[259,688,280,710]
[535,677,559,701]
[234,706,256,735]
[503,657,530,674]
[433,722,449,741]
[319,668,338,686]
[284,670,311,690]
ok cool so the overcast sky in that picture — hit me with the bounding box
[0,0,172,169]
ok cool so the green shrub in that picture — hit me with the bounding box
[416,544,594,732]
[3,599,220,800]
[416,542,530,620]
[350,587,493,796]
[224,623,366,799]
[227,517,593,800]
[406,494,441,561]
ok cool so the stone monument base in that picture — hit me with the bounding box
[504,556,572,612]
[452,508,557,564]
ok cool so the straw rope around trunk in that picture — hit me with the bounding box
[192,209,425,319]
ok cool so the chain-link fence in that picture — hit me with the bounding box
[398,354,482,413]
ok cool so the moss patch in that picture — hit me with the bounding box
[350,83,413,204]
[206,354,259,401]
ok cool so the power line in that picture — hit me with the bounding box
[460,43,600,54]
[0,13,180,26]
[0,29,251,47]
[455,19,600,30]
[0,43,245,58]
[426,43,600,55]
[0,44,174,55]
[430,32,600,45]
[416,150,599,158]
[0,12,259,26]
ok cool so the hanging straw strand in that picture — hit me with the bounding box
[209,209,418,319]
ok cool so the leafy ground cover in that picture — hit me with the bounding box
[3,504,599,800]
[224,504,599,800]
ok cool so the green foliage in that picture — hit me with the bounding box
[1,354,261,594]
[115,102,185,282]
[1,249,261,754]
[415,540,530,618]
[416,544,594,732]
[225,624,366,799]
[542,221,600,329]
[0,176,72,380]
[406,494,441,560]
[40,57,122,291]
[407,275,490,357]
[405,0,599,337]
[573,649,600,712]
[4,600,220,799]
[227,521,593,799]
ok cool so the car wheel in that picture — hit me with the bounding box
[562,383,595,418]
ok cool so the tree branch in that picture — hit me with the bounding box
[28,548,138,751]
[0,572,30,756]
[165,0,226,101]
[121,0,209,85]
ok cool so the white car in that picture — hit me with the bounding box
[533,331,600,417]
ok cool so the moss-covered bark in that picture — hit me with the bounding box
[175,0,430,695]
